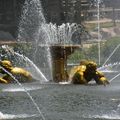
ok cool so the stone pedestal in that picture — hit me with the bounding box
[50,45,81,82]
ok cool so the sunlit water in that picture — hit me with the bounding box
[0,75,120,120]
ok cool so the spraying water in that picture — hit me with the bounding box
[99,43,120,83]
[0,66,46,120]
[97,0,101,65]
[109,72,120,82]
[15,52,48,82]
[2,45,48,82]
[18,0,45,42]
[98,62,120,72]
[98,62,120,83]
[102,44,120,66]
[41,22,89,45]
[17,0,53,80]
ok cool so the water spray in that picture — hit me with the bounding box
[2,45,48,82]
[109,72,120,82]
[97,0,101,65]
[0,65,46,120]
[102,44,120,66]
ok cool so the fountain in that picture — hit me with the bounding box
[0,0,119,84]
[0,1,88,119]
[1,0,120,120]
[15,0,91,83]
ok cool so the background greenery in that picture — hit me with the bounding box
[68,36,120,66]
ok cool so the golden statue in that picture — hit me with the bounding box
[69,60,109,85]
[0,60,32,83]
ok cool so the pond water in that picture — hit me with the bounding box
[0,76,120,120]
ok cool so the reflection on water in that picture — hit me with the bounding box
[0,78,120,120]
[0,112,39,120]
[2,85,43,92]
[86,114,120,120]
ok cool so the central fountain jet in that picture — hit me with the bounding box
[40,23,86,82]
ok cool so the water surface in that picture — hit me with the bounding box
[0,79,120,120]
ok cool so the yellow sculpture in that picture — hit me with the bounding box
[0,60,32,83]
[69,60,109,85]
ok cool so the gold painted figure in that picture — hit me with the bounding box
[0,60,32,83]
[69,60,109,85]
